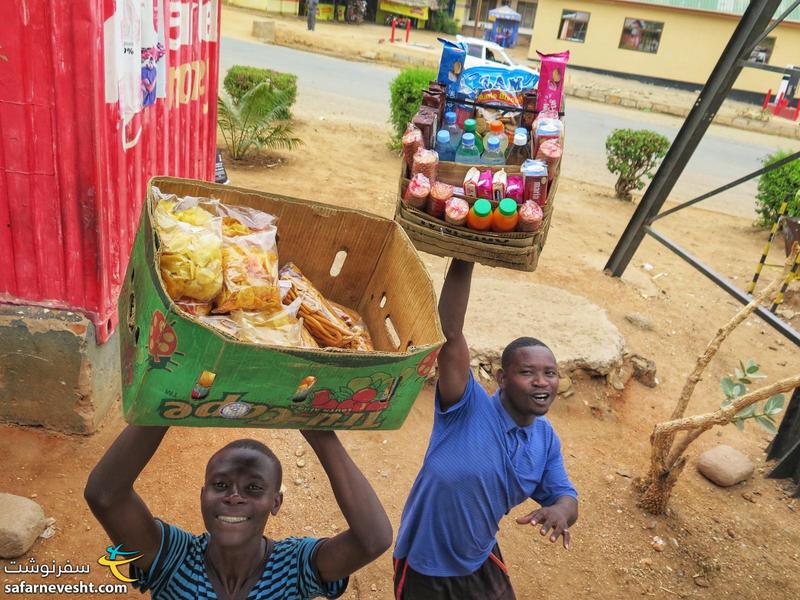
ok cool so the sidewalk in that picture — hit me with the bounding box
[221,6,800,141]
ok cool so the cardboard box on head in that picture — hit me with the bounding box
[120,178,444,430]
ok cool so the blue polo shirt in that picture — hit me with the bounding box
[394,372,577,577]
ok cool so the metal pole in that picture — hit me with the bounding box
[605,0,783,277]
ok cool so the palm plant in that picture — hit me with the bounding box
[217,82,302,161]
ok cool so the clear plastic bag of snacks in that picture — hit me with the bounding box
[214,204,281,314]
[412,148,439,182]
[153,189,223,303]
[280,262,363,350]
[402,123,424,167]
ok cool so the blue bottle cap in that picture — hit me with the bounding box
[461,132,475,147]
[445,111,457,125]
[437,130,451,145]
[487,136,500,152]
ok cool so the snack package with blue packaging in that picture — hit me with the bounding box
[436,38,466,97]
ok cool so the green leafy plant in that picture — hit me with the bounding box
[429,11,460,35]
[223,66,298,109]
[755,150,800,227]
[217,83,302,161]
[605,128,670,201]
[720,359,784,433]
[389,67,436,146]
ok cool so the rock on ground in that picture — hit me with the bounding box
[0,493,46,558]
[429,267,626,377]
[697,445,755,487]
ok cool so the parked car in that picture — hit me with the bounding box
[456,35,539,78]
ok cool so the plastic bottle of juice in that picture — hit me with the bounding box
[444,111,462,150]
[482,136,506,166]
[455,133,482,165]
[467,198,493,231]
[506,131,530,166]
[462,118,484,154]
[483,120,508,155]
[492,198,519,232]
[435,130,455,162]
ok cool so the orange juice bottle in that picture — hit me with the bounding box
[467,199,493,231]
[492,198,519,232]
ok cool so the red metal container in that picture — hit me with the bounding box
[0,0,221,343]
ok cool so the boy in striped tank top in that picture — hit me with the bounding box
[85,428,392,599]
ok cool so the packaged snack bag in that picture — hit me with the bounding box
[280,263,366,350]
[445,197,469,226]
[477,170,493,200]
[536,139,563,176]
[330,301,373,352]
[456,64,539,133]
[536,50,570,113]
[429,181,453,219]
[492,169,508,203]
[213,204,281,315]
[404,173,431,209]
[153,192,223,303]
[402,123,424,168]
[436,38,466,97]
[463,167,481,198]
[518,200,544,232]
[230,297,308,348]
[506,175,524,203]
[412,148,439,182]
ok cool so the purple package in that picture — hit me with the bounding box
[506,175,524,203]
[536,50,570,113]
[477,170,493,200]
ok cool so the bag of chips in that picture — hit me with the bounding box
[213,205,281,314]
[153,192,223,303]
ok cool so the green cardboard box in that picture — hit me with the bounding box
[119,177,444,430]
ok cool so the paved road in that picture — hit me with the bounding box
[221,36,800,218]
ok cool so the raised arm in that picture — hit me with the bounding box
[437,259,474,410]
[300,430,392,583]
[84,425,168,571]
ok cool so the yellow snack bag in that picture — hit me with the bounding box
[214,205,282,314]
[153,194,223,303]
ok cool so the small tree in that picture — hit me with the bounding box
[217,83,302,161]
[755,150,800,227]
[605,129,670,201]
[389,67,436,145]
[636,244,799,515]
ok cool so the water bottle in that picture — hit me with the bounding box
[444,111,462,151]
[455,133,482,165]
[506,131,530,166]
[482,136,505,166]
[435,130,455,162]
[463,119,484,154]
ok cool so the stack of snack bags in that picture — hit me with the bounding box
[153,188,373,351]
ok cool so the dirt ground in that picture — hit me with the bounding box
[1,102,799,600]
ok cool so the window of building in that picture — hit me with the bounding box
[749,37,776,64]
[517,1,537,29]
[619,18,664,54]
[558,10,590,43]
[468,0,495,24]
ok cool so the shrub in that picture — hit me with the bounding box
[605,129,670,201]
[223,66,298,109]
[389,67,436,142]
[429,11,460,35]
[218,83,302,161]
[755,150,800,226]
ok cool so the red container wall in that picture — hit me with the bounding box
[0,0,221,343]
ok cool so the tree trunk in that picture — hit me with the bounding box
[637,458,687,515]
[614,177,633,201]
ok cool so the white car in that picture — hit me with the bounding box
[456,35,539,79]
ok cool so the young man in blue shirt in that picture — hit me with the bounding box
[393,258,579,599]
[85,427,392,599]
